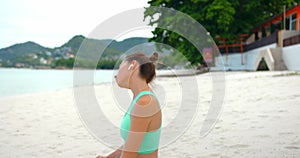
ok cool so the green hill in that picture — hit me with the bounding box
[0,35,159,68]
[0,41,51,61]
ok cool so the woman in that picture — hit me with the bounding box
[96,52,162,158]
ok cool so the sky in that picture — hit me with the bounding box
[0,0,152,49]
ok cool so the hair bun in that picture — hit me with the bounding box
[149,52,159,63]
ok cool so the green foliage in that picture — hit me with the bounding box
[1,61,13,67]
[144,0,298,65]
[97,58,118,69]
[52,57,118,69]
[54,58,75,68]
[205,0,236,33]
[160,52,191,68]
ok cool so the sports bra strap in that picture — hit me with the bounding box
[127,91,160,114]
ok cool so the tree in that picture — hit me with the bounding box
[144,0,297,66]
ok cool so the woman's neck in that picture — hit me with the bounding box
[130,79,151,98]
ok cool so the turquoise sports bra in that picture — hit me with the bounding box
[120,91,162,154]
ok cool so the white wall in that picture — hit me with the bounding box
[243,43,277,70]
[213,43,300,71]
[213,44,277,71]
[283,44,300,71]
[282,30,300,40]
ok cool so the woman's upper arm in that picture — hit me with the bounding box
[120,96,153,158]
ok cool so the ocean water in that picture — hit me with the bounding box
[0,68,115,97]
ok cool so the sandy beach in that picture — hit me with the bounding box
[0,71,299,158]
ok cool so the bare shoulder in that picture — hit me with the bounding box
[132,94,160,118]
[136,95,155,106]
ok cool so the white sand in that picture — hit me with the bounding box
[0,71,299,157]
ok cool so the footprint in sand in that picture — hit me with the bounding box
[279,132,294,135]
[229,144,250,149]
[258,114,269,118]
[285,146,300,150]
[256,134,271,138]
[277,109,287,113]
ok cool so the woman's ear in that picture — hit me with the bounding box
[127,64,134,70]
[131,60,139,70]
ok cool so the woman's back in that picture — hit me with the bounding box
[120,91,162,156]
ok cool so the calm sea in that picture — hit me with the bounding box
[0,68,115,97]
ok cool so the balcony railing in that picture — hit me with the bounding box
[244,32,278,52]
[283,34,300,47]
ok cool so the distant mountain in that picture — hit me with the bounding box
[109,37,149,52]
[0,35,165,68]
[55,35,155,55]
[59,35,86,51]
[0,41,51,61]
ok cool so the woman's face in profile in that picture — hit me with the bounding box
[115,60,131,88]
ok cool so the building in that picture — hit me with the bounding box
[214,4,300,71]
[248,4,300,43]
